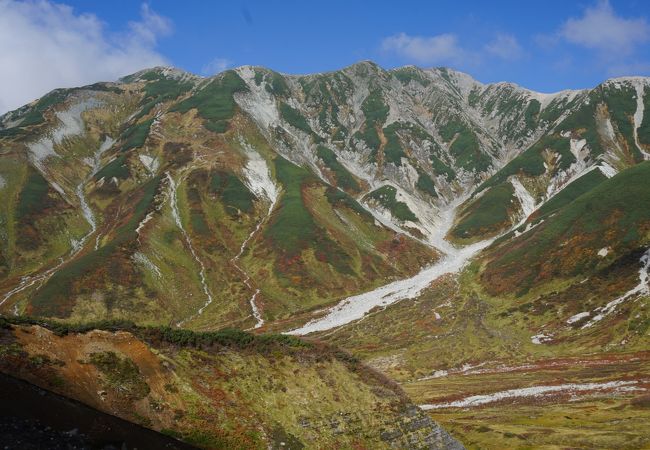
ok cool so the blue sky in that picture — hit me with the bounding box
[1,0,649,113]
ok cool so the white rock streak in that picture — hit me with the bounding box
[167,172,214,325]
[419,380,642,410]
[231,144,280,329]
[633,82,649,160]
[510,177,536,220]
[582,248,650,329]
[288,198,494,335]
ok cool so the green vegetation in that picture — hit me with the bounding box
[0,316,310,352]
[16,171,49,220]
[439,119,491,172]
[382,123,407,165]
[134,74,193,119]
[14,89,70,128]
[265,157,318,256]
[94,154,129,181]
[485,162,650,293]
[557,91,603,156]
[120,119,153,150]
[392,67,430,86]
[429,153,456,181]
[90,351,150,400]
[316,145,360,192]
[209,171,255,216]
[279,102,312,134]
[325,187,370,217]
[365,185,417,222]
[524,99,541,129]
[451,182,514,240]
[265,157,352,274]
[30,177,162,315]
[531,169,607,222]
[0,83,120,137]
[362,89,389,123]
[604,85,642,161]
[468,88,481,107]
[266,72,289,96]
[171,70,248,133]
[416,171,438,198]
[355,90,389,151]
[479,135,571,192]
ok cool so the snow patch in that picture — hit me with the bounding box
[419,380,642,410]
[0,132,112,308]
[567,312,590,324]
[598,247,609,257]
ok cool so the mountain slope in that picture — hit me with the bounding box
[2,63,647,330]
[0,318,463,450]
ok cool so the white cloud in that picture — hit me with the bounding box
[381,32,468,66]
[0,1,172,114]
[484,33,523,60]
[381,31,526,67]
[201,57,232,75]
[560,0,650,55]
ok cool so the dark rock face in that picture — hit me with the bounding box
[380,406,465,450]
[0,373,196,450]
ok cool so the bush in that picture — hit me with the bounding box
[279,102,312,134]
[316,146,360,192]
[365,185,417,222]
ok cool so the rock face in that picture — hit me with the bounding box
[381,406,465,450]
[0,319,464,449]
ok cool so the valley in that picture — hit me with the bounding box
[1,61,649,449]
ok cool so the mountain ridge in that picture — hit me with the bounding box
[1,59,649,449]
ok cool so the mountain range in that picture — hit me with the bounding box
[0,61,649,449]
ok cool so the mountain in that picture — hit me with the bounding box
[0,61,649,449]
